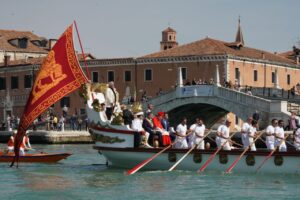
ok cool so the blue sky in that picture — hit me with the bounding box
[0,0,299,58]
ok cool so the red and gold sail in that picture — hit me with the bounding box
[12,24,88,165]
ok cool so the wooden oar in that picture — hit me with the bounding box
[225,131,264,173]
[256,134,289,172]
[168,130,212,171]
[126,131,193,175]
[198,131,237,173]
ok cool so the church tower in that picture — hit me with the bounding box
[160,27,178,51]
[235,17,244,46]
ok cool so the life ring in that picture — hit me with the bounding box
[168,152,177,163]
[219,153,228,164]
[193,152,202,163]
[246,155,255,166]
[274,155,283,166]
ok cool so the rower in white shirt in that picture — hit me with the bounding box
[265,119,277,150]
[241,117,253,149]
[174,117,189,149]
[216,120,231,150]
[247,120,259,151]
[294,127,300,150]
[274,120,287,152]
[189,118,206,149]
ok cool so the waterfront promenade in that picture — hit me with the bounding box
[0,130,92,144]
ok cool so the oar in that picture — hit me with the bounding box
[168,130,212,171]
[256,134,289,172]
[225,131,264,173]
[198,131,238,173]
[126,131,193,175]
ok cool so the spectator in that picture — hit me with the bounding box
[77,117,83,131]
[62,105,68,117]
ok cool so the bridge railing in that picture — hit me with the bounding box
[216,86,272,112]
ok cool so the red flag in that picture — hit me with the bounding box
[11,24,88,166]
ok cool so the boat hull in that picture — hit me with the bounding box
[0,152,72,163]
[94,146,300,174]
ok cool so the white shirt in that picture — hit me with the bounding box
[295,128,300,143]
[105,87,116,107]
[275,126,285,139]
[242,122,251,133]
[217,125,229,139]
[265,125,275,142]
[131,118,144,132]
[176,123,187,137]
[190,124,205,137]
[249,126,256,138]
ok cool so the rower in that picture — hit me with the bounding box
[294,127,300,150]
[274,120,287,152]
[216,120,231,150]
[7,130,17,153]
[265,119,277,150]
[241,117,253,149]
[174,117,189,149]
[248,120,259,151]
[189,118,206,149]
[24,130,32,150]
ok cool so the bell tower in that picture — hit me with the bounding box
[160,27,178,51]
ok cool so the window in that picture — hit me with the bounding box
[108,71,115,82]
[287,74,291,85]
[164,46,167,50]
[11,76,19,89]
[92,71,98,83]
[235,68,239,80]
[181,67,187,80]
[271,72,275,83]
[124,70,131,82]
[0,77,6,90]
[80,108,86,115]
[60,97,70,107]
[169,35,172,40]
[145,69,152,81]
[19,38,28,48]
[24,75,32,88]
[253,70,258,81]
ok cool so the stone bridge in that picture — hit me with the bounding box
[146,85,291,129]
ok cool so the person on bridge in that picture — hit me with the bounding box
[189,118,206,149]
[265,119,277,150]
[174,117,189,149]
[274,120,287,152]
[241,117,253,149]
[216,120,232,150]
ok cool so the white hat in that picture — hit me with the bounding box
[135,111,144,116]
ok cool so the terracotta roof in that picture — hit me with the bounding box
[140,37,296,65]
[77,53,96,60]
[163,27,176,33]
[0,57,45,67]
[0,29,49,53]
[0,53,96,68]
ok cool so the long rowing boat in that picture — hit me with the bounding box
[85,85,300,174]
[0,152,72,163]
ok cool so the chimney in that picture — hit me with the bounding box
[4,55,10,67]
[261,52,265,59]
[49,39,58,50]
[297,55,299,65]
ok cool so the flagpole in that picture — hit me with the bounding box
[74,20,91,81]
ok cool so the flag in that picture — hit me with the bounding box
[11,24,89,166]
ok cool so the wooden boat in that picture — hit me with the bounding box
[0,152,72,163]
[85,84,300,174]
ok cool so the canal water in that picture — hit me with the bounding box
[0,144,299,200]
